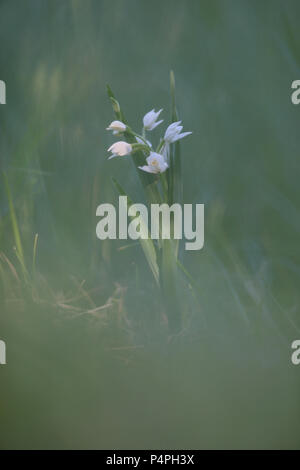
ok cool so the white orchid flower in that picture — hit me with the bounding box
[139,152,168,174]
[106,120,127,134]
[164,121,192,143]
[108,141,132,159]
[143,109,163,131]
[135,136,152,148]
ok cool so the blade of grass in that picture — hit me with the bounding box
[169,71,182,258]
[176,259,201,302]
[32,233,39,278]
[2,172,29,282]
[160,238,181,333]
[169,70,182,206]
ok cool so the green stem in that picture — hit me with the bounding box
[156,139,165,153]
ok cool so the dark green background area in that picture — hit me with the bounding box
[0,0,300,449]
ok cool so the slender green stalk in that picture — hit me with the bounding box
[160,239,181,333]
[32,233,39,278]
[106,85,156,189]
[112,178,159,284]
[155,72,183,332]
[3,172,29,283]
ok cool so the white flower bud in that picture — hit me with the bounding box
[164,121,192,143]
[143,109,163,131]
[108,141,132,159]
[106,120,127,134]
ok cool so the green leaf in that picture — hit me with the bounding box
[160,238,181,333]
[170,70,178,122]
[169,71,182,205]
[106,84,125,123]
[168,71,182,258]
[112,178,159,284]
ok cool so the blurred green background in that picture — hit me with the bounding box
[1,0,300,449]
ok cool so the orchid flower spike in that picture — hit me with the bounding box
[138,152,168,174]
[108,141,132,159]
[143,109,163,131]
[106,120,127,134]
[164,121,192,144]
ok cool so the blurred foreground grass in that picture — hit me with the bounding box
[0,0,300,449]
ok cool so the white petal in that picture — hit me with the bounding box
[138,165,157,174]
[167,121,181,131]
[160,162,169,172]
[108,141,132,156]
[148,119,163,131]
[106,120,126,132]
[143,109,163,130]
[171,131,192,142]
[146,152,165,166]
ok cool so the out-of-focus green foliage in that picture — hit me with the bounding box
[0,0,300,449]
